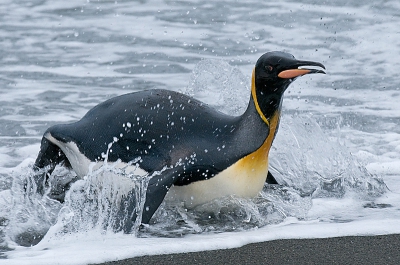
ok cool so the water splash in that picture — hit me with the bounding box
[1,161,149,249]
[140,184,312,238]
[269,113,387,198]
[183,59,249,115]
[5,164,62,247]
[46,166,149,238]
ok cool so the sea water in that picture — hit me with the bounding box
[1,0,400,264]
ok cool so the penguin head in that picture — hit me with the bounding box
[251,52,325,122]
[254,51,325,93]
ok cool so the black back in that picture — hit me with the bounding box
[47,89,269,182]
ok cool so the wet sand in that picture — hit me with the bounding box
[95,234,400,265]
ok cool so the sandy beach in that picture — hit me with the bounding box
[95,234,400,265]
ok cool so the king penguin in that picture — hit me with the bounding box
[32,51,325,226]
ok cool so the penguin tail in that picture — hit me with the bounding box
[28,134,70,197]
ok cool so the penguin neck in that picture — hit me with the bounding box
[226,76,283,181]
[251,68,285,125]
[242,88,282,146]
[232,70,284,155]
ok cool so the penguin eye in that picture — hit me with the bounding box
[265,65,273,72]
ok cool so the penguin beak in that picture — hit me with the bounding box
[278,60,326,79]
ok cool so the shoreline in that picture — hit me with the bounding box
[95,234,400,265]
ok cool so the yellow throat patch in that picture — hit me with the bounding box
[251,68,270,127]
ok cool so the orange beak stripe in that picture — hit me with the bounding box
[278,69,311,79]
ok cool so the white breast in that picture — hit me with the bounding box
[166,159,268,208]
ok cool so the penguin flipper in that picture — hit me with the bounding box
[266,171,279,184]
[140,169,179,224]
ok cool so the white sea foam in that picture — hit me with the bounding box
[4,217,400,265]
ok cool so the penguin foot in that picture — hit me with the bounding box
[266,171,279,185]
